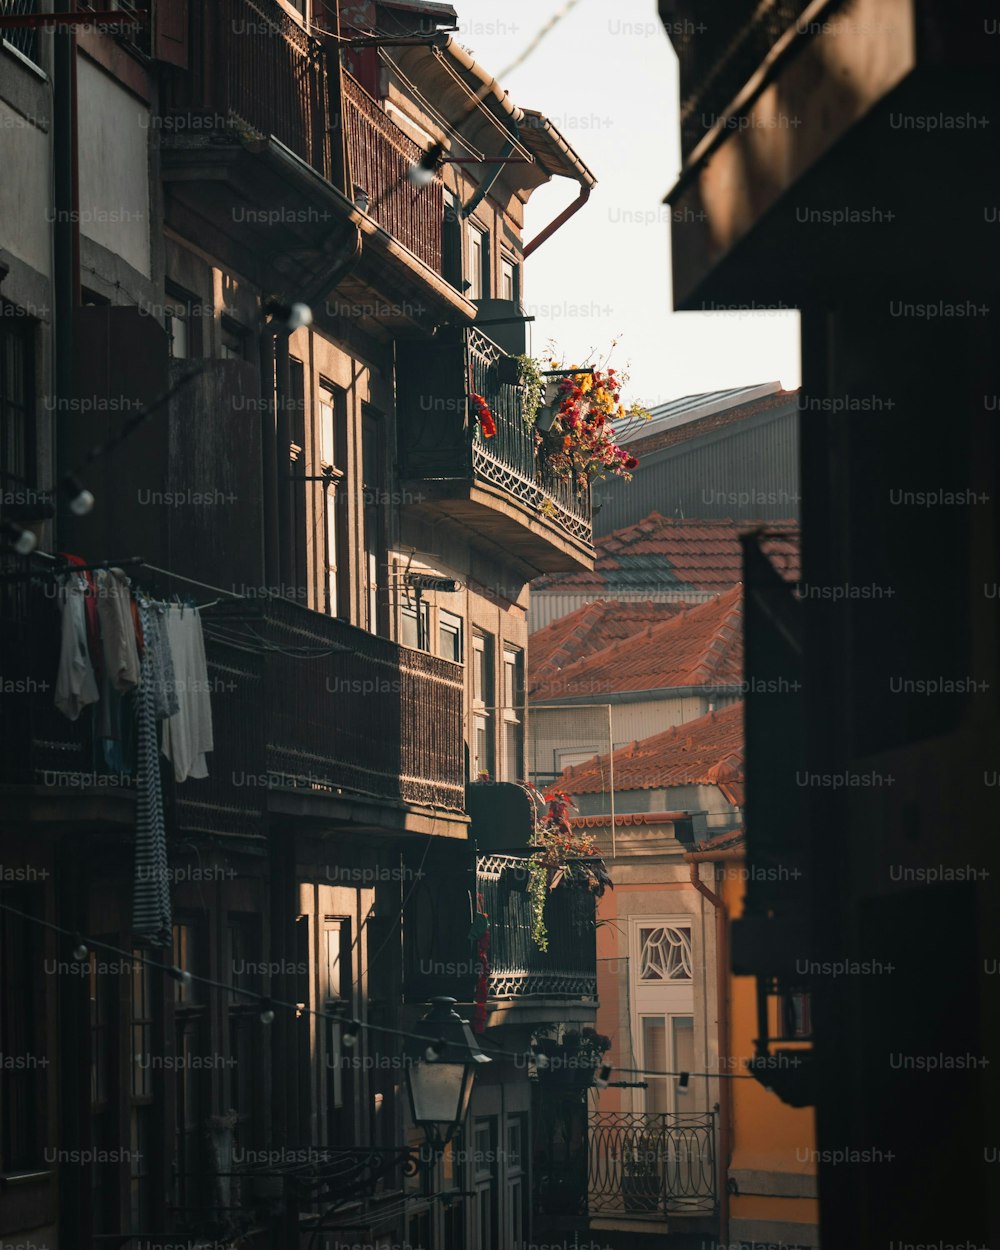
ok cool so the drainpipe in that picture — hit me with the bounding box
[522,183,591,260]
[688,860,731,1248]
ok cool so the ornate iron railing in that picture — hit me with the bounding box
[163,0,332,176]
[588,1111,717,1216]
[342,71,444,272]
[476,854,597,999]
[0,0,39,63]
[671,0,847,159]
[468,328,593,543]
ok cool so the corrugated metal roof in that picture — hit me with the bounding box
[619,381,782,444]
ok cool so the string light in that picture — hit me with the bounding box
[424,1038,447,1063]
[531,1044,550,1070]
[259,998,275,1025]
[677,1071,690,1095]
[62,473,95,517]
[593,1063,612,1089]
[1,518,37,555]
[72,934,88,961]
[0,902,768,1082]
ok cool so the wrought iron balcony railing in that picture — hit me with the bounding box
[341,71,443,272]
[397,328,594,551]
[476,854,597,1000]
[669,0,845,160]
[588,1111,717,1217]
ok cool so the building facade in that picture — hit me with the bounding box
[0,2,598,1246]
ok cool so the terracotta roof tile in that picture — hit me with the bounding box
[533,515,800,596]
[560,701,745,797]
[529,599,687,697]
[531,585,744,701]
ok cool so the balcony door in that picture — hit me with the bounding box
[631,919,695,1114]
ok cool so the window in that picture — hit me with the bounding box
[0,310,34,493]
[439,611,463,663]
[443,191,463,288]
[362,407,386,634]
[318,382,347,618]
[323,918,350,1136]
[220,316,248,361]
[639,924,693,982]
[465,223,489,300]
[226,918,260,1157]
[500,255,520,304]
[0,890,43,1172]
[472,632,495,779]
[171,921,206,1220]
[783,991,813,1040]
[164,285,197,359]
[402,600,430,651]
[642,1014,694,1113]
[129,950,153,1230]
[501,645,524,783]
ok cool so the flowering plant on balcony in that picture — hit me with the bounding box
[538,362,650,485]
[525,786,612,951]
[470,392,496,439]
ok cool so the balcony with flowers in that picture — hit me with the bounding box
[396,330,648,575]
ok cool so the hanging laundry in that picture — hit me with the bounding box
[132,599,172,947]
[96,568,141,693]
[161,604,214,782]
[54,573,100,721]
[138,598,180,721]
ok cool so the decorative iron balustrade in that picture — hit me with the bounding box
[468,328,593,542]
[671,0,847,160]
[162,0,332,176]
[342,71,444,272]
[588,1111,717,1216]
[0,0,39,63]
[476,854,598,1000]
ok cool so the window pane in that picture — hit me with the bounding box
[642,1017,668,1113]
[639,925,692,981]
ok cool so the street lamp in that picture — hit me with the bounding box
[406,997,491,1153]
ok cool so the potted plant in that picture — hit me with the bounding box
[522,786,612,951]
[533,358,651,487]
[622,1130,663,1213]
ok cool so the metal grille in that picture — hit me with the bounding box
[259,598,465,811]
[476,854,597,1000]
[165,0,332,175]
[342,70,444,271]
[0,0,38,64]
[588,1111,717,1216]
[468,328,593,543]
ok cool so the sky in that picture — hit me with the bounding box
[453,0,802,411]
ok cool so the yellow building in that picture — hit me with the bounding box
[687,832,819,1249]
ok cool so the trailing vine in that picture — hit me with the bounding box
[523,785,612,951]
[513,354,546,425]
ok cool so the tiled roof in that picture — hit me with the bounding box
[531,585,743,701]
[533,515,800,596]
[560,701,745,803]
[529,599,687,698]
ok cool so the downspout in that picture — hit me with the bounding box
[522,182,591,260]
[689,860,731,1248]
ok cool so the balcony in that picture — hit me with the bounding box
[0,584,465,836]
[588,1111,718,1219]
[397,327,595,573]
[158,1,465,333]
[179,597,467,838]
[341,70,443,273]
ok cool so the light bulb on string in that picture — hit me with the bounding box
[531,1044,549,1070]
[62,474,95,516]
[677,1071,690,1095]
[259,997,275,1025]
[342,1019,361,1049]
[168,965,192,989]
[593,1063,613,1090]
[408,142,443,187]
[72,934,88,961]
